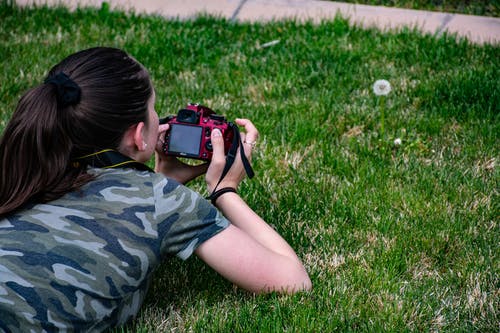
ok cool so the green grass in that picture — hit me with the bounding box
[1,3,499,332]
[333,0,499,17]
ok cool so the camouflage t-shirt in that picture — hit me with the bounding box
[0,168,230,332]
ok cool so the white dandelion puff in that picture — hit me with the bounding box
[394,138,402,146]
[373,79,392,96]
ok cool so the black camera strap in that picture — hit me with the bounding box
[210,123,254,195]
[74,149,154,172]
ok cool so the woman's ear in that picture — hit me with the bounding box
[119,122,146,155]
[133,122,147,151]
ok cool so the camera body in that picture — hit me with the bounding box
[162,103,234,161]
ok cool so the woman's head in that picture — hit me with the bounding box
[0,47,154,215]
[46,47,153,154]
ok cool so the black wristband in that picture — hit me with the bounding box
[208,187,237,206]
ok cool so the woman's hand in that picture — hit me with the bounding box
[155,123,208,184]
[205,118,258,193]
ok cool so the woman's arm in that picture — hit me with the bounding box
[155,154,208,184]
[195,119,312,294]
[195,195,312,294]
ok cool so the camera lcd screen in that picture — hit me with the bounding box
[168,124,203,156]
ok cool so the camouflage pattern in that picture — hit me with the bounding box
[0,168,229,332]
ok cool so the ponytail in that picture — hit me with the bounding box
[0,84,91,216]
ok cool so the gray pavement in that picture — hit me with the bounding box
[16,0,500,45]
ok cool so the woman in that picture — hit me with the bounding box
[0,47,311,331]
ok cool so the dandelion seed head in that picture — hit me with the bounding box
[373,79,392,96]
[394,138,402,146]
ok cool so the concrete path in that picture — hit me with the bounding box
[16,0,500,45]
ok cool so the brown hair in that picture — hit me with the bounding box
[0,47,152,216]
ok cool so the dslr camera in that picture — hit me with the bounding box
[161,103,234,161]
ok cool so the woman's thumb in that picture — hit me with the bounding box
[211,129,225,162]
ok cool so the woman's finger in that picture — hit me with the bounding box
[235,118,258,143]
[155,123,170,151]
[235,119,258,157]
[158,123,170,134]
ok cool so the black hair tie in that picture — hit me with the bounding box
[44,72,81,108]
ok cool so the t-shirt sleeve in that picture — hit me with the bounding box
[152,175,230,260]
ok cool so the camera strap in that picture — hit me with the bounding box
[211,123,254,193]
[74,149,154,172]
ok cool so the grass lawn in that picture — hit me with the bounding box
[1,2,498,332]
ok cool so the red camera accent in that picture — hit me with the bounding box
[162,104,234,161]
